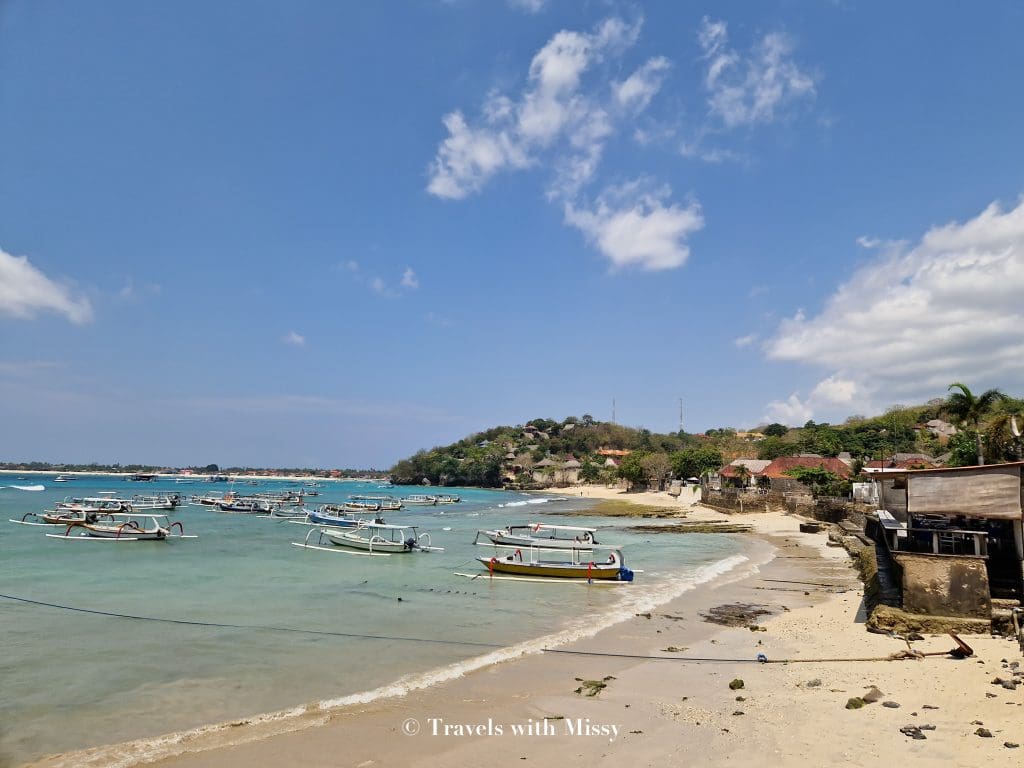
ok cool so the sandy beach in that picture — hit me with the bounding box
[25,497,1024,768]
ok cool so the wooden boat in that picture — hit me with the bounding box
[11,508,118,527]
[45,512,196,542]
[293,522,442,557]
[216,499,274,514]
[130,493,183,510]
[435,494,461,504]
[476,546,633,581]
[267,506,309,520]
[305,505,383,528]
[320,523,442,554]
[402,494,438,506]
[476,523,603,550]
[350,494,403,510]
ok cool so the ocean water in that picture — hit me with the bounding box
[0,476,745,766]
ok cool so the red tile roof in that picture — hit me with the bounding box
[762,456,853,479]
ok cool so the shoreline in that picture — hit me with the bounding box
[24,506,1024,767]
[23,511,824,768]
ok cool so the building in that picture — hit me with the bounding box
[867,462,1024,621]
[718,459,771,488]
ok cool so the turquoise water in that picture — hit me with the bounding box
[0,476,744,765]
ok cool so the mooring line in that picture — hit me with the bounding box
[0,592,503,649]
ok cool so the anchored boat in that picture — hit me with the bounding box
[44,512,196,542]
[293,522,442,557]
[476,523,604,550]
[402,494,438,506]
[476,545,633,581]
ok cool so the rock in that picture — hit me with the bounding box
[1002,680,1019,690]
[732,710,745,716]
[805,679,822,688]
[882,701,901,708]
[846,697,866,710]
[1005,742,1020,749]
[729,679,745,690]
[735,696,746,702]
[900,725,926,740]
[907,632,925,641]
[972,720,984,725]
[976,728,993,738]
[919,724,936,731]
[987,693,998,698]
[862,686,885,703]
[922,704,939,710]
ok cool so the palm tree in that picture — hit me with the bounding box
[733,464,751,489]
[944,382,1007,465]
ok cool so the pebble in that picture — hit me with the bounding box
[976,728,993,738]
[805,679,822,688]
[899,725,926,740]
[882,701,901,709]
[862,686,885,703]
[1005,742,1020,749]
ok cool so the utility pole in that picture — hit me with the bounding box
[679,398,684,433]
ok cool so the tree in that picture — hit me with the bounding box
[732,464,751,488]
[669,447,723,479]
[763,423,788,437]
[640,453,672,490]
[579,461,602,483]
[757,437,799,461]
[617,451,650,489]
[944,382,1007,465]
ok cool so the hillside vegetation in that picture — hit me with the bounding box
[390,388,1024,488]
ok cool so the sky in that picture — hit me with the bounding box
[2,1,1024,469]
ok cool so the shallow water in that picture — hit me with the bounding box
[0,476,743,765]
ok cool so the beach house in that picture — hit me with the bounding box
[867,461,1024,623]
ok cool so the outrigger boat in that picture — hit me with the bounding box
[475,545,633,582]
[293,522,443,557]
[44,512,196,542]
[349,494,403,510]
[11,507,119,527]
[475,523,604,550]
[435,494,461,504]
[217,498,275,514]
[402,494,438,506]
[303,505,384,528]
[129,493,183,510]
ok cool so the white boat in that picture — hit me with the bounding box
[303,505,384,528]
[301,522,442,555]
[350,494,403,510]
[476,523,605,550]
[130,493,183,510]
[53,475,71,483]
[435,494,461,504]
[11,507,118,527]
[44,512,196,542]
[402,494,437,506]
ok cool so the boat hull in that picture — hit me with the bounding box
[323,530,412,553]
[477,556,623,580]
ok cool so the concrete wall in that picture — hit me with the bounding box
[892,552,991,619]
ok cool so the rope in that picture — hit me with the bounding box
[0,592,503,649]
[542,648,944,664]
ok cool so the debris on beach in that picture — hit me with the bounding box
[804,679,822,688]
[900,725,927,739]
[631,521,753,534]
[662,646,688,653]
[574,676,615,697]
[729,679,745,690]
[976,728,994,738]
[702,604,772,627]
[846,697,866,710]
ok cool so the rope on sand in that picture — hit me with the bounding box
[542,648,960,664]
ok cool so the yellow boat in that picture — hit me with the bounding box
[476,547,633,581]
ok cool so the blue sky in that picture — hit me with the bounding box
[3,1,1024,468]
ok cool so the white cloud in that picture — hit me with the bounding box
[564,181,704,271]
[427,16,647,201]
[734,334,757,348]
[283,331,306,347]
[0,247,92,324]
[370,277,390,296]
[698,17,815,129]
[764,197,1024,419]
[400,267,419,290]
[810,375,857,405]
[764,393,814,426]
[856,235,881,249]
[613,56,671,113]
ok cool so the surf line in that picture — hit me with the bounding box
[0,592,504,649]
